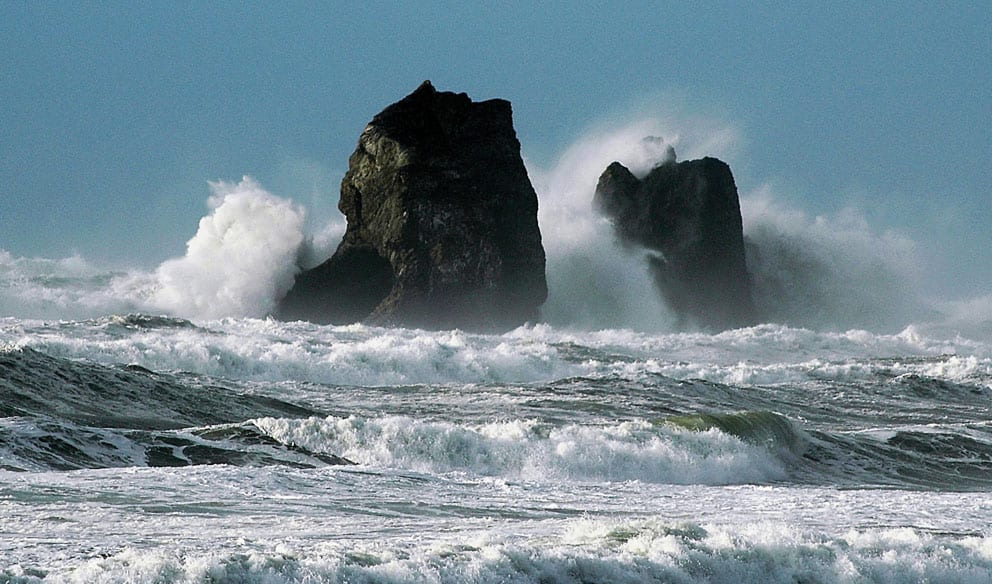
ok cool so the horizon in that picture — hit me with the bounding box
[2,3,989,301]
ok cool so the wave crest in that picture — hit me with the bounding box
[254,415,789,485]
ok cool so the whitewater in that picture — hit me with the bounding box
[3,122,992,583]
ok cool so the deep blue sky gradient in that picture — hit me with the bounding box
[2,2,989,295]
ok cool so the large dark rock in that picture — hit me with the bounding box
[278,81,547,330]
[593,150,755,330]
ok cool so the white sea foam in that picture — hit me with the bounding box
[6,318,991,390]
[10,519,992,584]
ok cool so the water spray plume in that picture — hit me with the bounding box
[152,176,306,320]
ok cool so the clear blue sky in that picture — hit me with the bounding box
[2,2,989,296]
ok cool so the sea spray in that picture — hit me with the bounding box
[529,121,689,331]
[152,176,306,320]
[297,216,346,272]
[0,114,977,337]
[269,156,348,271]
[528,106,935,335]
[0,177,328,322]
[741,187,926,332]
[927,293,992,339]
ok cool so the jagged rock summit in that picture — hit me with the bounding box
[278,81,547,330]
[594,149,755,330]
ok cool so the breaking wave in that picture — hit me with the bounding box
[254,414,790,485]
[8,317,989,389]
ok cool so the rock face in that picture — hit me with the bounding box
[593,151,755,330]
[278,81,547,330]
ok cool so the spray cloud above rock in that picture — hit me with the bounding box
[527,104,931,334]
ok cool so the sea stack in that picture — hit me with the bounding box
[278,81,547,331]
[593,150,755,330]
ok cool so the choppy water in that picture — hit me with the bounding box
[3,311,992,583]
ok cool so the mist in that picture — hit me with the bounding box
[741,188,929,332]
[528,123,676,331]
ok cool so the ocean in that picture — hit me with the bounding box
[2,251,992,582]
[2,134,992,582]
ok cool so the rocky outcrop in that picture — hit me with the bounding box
[278,81,547,330]
[593,150,755,330]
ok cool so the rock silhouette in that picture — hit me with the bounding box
[278,81,547,330]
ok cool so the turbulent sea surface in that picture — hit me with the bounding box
[3,298,992,581]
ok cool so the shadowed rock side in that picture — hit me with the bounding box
[278,81,547,331]
[594,153,755,330]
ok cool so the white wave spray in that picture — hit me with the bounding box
[151,176,306,320]
[0,251,147,319]
[741,187,928,332]
[929,294,992,339]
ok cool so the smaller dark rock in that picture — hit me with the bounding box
[594,151,755,330]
